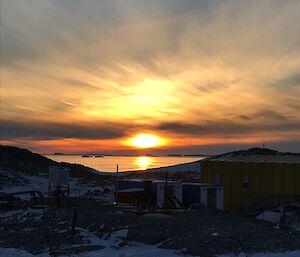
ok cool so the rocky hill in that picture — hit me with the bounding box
[0,145,111,180]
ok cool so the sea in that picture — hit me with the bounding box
[46,155,203,172]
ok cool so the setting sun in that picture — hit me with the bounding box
[129,134,162,148]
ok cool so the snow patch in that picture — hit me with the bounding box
[0,208,43,220]
[257,210,294,223]
[219,251,300,257]
[257,211,281,223]
[142,213,171,219]
[0,248,47,257]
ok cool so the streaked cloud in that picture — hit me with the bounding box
[1,0,300,153]
[1,120,130,140]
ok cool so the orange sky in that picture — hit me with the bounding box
[1,0,300,154]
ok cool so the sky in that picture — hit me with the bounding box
[1,0,300,155]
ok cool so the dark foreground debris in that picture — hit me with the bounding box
[1,202,300,257]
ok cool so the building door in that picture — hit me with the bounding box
[207,188,216,208]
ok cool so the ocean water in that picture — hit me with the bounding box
[46,155,203,172]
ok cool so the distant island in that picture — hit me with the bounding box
[53,152,65,155]
[167,154,207,157]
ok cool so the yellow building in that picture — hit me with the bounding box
[200,160,300,212]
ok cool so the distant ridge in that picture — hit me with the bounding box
[209,147,300,163]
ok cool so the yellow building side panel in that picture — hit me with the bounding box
[251,163,262,206]
[247,162,259,209]
[218,161,226,181]
[200,161,208,183]
[222,162,232,208]
[260,163,267,197]
[231,163,242,210]
[240,162,250,210]
[295,164,300,195]
[239,162,247,210]
[205,161,213,182]
[201,161,300,211]
[293,166,298,195]
[205,161,210,183]
[261,163,273,200]
[229,162,236,209]
[205,161,212,182]
[207,164,214,184]
[246,163,254,207]
[283,164,295,195]
[273,164,284,196]
[208,161,213,180]
[221,162,232,209]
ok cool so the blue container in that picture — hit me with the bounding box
[182,184,201,207]
[117,180,144,190]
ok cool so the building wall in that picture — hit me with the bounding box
[200,160,300,211]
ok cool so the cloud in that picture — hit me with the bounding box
[156,112,300,136]
[0,120,129,140]
[1,0,300,152]
[274,72,300,88]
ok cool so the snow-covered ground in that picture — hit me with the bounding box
[1,246,300,257]
[1,210,299,257]
[0,173,114,202]
[0,174,49,194]
[257,209,300,231]
[0,228,194,257]
[257,210,290,223]
[0,208,43,220]
[219,252,300,257]
[1,231,300,257]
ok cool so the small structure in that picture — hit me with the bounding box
[182,183,224,210]
[48,166,70,197]
[117,180,155,209]
[117,179,224,210]
[117,188,144,205]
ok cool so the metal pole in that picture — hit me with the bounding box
[70,209,78,234]
[115,164,119,205]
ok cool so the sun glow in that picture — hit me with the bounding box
[128,133,162,148]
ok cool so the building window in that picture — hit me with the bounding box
[242,174,249,188]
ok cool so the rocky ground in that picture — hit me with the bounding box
[1,145,300,256]
[1,200,300,257]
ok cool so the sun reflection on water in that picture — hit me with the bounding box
[135,156,153,170]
